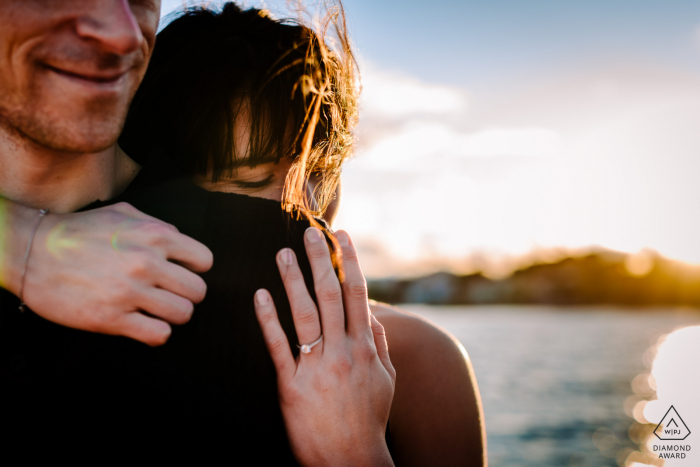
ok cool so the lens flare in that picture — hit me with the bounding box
[45,222,81,257]
[621,325,700,467]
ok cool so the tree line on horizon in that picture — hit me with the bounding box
[367,250,700,307]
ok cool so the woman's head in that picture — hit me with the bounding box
[120,1,358,218]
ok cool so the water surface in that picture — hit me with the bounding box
[404,305,700,467]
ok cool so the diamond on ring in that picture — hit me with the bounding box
[297,335,323,354]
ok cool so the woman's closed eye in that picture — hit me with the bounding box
[195,159,293,202]
[230,173,274,190]
[201,169,275,193]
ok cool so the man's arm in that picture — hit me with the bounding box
[0,198,213,346]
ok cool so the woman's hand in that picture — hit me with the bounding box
[254,228,396,467]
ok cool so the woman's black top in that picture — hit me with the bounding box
[0,150,320,462]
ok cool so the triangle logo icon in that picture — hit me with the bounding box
[654,406,691,440]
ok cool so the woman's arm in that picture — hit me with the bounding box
[371,302,487,467]
[0,198,213,346]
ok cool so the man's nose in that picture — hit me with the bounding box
[75,0,143,56]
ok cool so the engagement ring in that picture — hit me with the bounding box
[297,335,323,354]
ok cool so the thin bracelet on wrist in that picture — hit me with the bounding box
[18,208,49,312]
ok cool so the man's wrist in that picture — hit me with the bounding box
[0,199,37,296]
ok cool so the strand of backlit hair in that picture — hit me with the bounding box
[280,0,359,282]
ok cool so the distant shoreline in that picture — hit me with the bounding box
[368,250,700,308]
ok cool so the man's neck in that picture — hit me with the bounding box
[0,129,140,213]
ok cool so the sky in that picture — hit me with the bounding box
[161,1,700,277]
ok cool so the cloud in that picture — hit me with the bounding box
[356,63,562,173]
[355,123,562,172]
[337,61,700,275]
[360,65,468,119]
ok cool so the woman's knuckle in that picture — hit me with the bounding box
[284,267,304,283]
[342,247,359,262]
[266,336,288,355]
[346,281,367,299]
[295,307,319,325]
[307,246,328,260]
[256,307,276,323]
[317,286,342,303]
[332,354,353,375]
[357,338,377,361]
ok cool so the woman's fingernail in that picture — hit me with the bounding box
[305,227,323,243]
[255,289,270,305]
[280,248,293,265]
[335,230,349,246]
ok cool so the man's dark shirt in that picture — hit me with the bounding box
[0,149,315,462]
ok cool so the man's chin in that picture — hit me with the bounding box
[29,129,120,154]
[10,112,124,154]
[51,133,119,154]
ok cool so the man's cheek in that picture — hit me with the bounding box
[133,5,160,46]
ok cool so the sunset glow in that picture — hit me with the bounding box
[163,0,700,277]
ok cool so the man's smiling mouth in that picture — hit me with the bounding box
[42,63,129,87]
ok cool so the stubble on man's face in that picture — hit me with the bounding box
[0,0,160,154]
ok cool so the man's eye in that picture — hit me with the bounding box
[232,174,274,189]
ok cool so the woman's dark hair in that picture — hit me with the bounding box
[120,1,358,217]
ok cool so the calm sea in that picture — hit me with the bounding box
[404,305,700,467]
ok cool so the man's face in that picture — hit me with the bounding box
[0,0,160,153]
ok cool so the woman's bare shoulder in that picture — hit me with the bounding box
[369,301,486,466]
[370,301,467,359]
